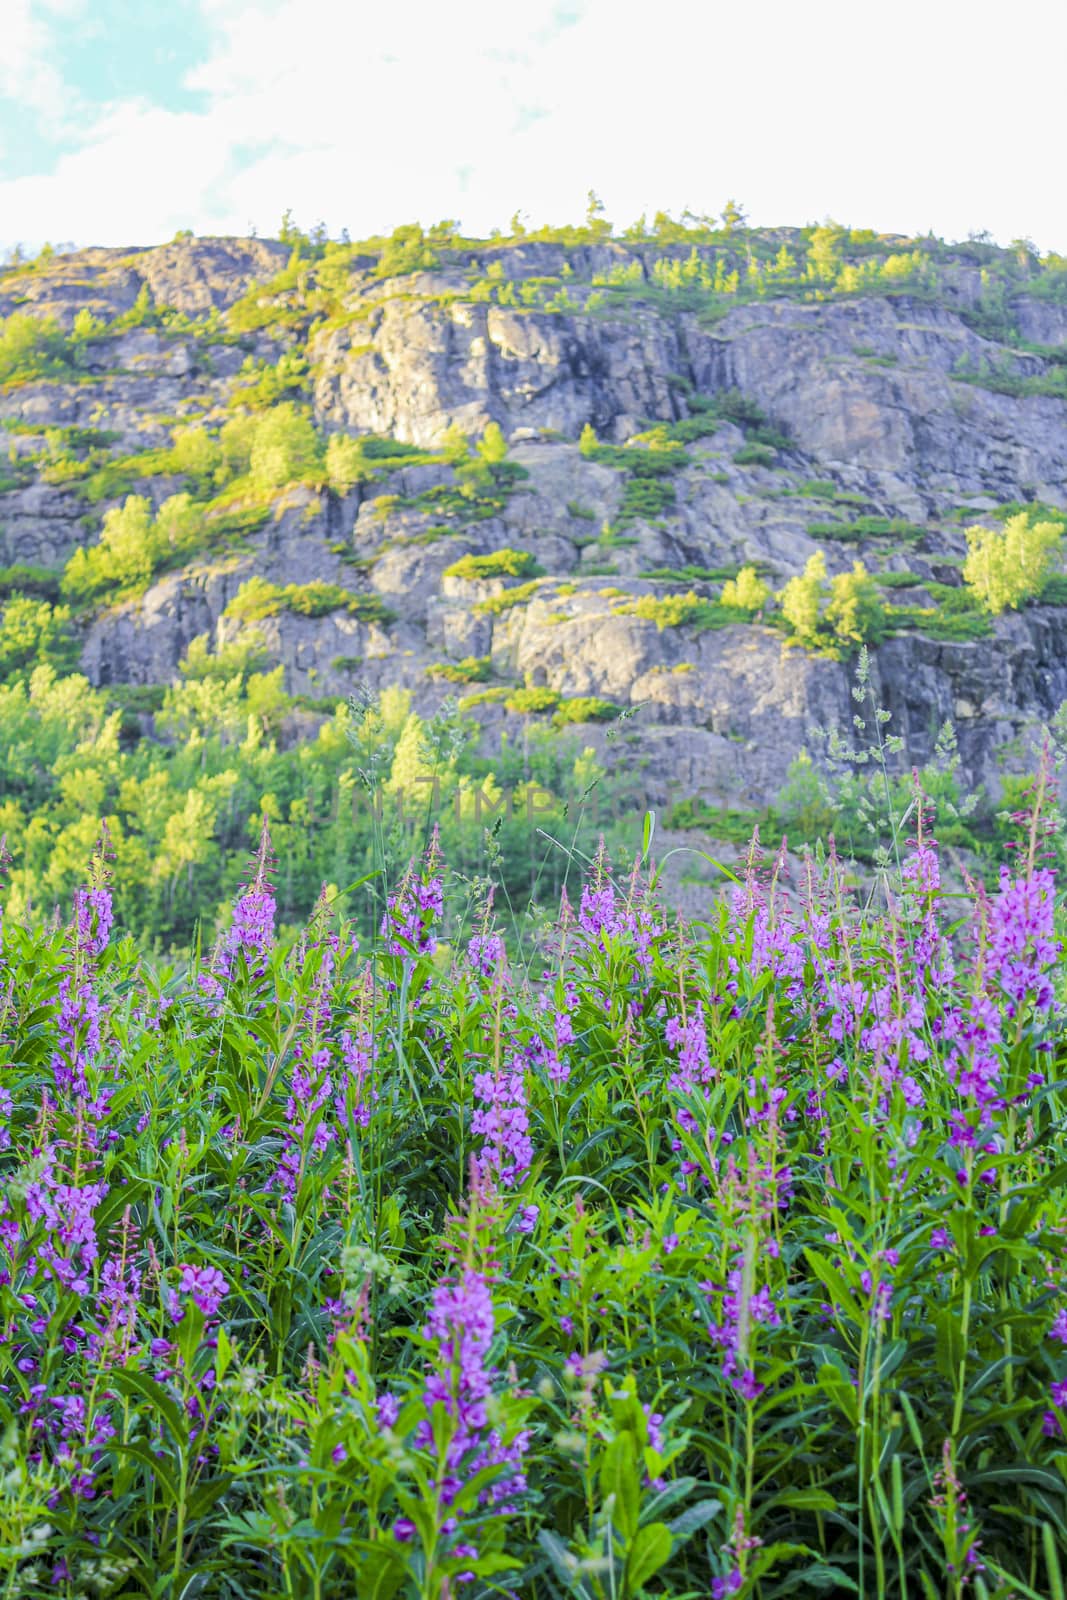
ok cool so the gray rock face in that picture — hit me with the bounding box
[4,234,1067,831]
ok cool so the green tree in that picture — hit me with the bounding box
[720,565,770,612]
[808,223,844,282]
[325,433,368,494]
[0,313,69,385]
[376,224,439,278]
[0,596,78,681]
[476,421,508,467]
[963,513,1064,613]
[825,560,886,644]
[170,424,220,485]
[721,198,748,234]
[585,190,612,241]
[63,495,155,601]
[774,748,836,839]
[780,552,827,643]
[248,404,323,491]
[579,423,599,456]
[439,424,471,466]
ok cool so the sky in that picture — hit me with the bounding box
[2,0,1065,257]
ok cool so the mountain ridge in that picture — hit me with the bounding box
[2,220,1067,931]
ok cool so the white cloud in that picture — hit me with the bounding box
[1,0,1065,254]
[0,0,86,126]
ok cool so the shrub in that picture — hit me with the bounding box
[643,565,740,583]
[224,578,394,624]
[963,512,1064,613]
[1040,574,1067,605]
[620,591,750,631]
[504,686,561,714]
[0,595,78,681]
[0,564,61,602]
[248,403,323,491]
[733,442,776,467]
[0,312,71,386]
[619,476,675,523]
[476,422,508,467]
[429,656,493,684]
[876,570,924,589]
[780,552,826,644]
[376,223,439,278]
[63,494,206,605]
[551,696,620,726]
[825,561,887,645]
[325,433,369,494]
[720,565,770,612]
[473,580,543,615]
[443,549,541,581]
[807,516,926,543]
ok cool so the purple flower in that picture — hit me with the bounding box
[468,932,505,978]
[416,1264,528,1523]
[472,1063,533,1188]
[985,866,1059,1015]
[179,1264,229,1317]
[72,885,113,958]
[664,1005,712,1091]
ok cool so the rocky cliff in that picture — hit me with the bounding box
[3,226,1067,844]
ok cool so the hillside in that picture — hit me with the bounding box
[3,219,1067,935]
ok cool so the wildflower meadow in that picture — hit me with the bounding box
[1,746,1067,1599]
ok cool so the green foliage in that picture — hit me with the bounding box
[551,695,620,726]
[0,595,78,681]
[180,629,270,683]
[0,564,62,602]
[807,515,926,542]
[376,223,440,278]
[476,421,508,466]
[619,590,751,631]
[443,548,541,581]
[720,565,770,612]
[875,570,924,589]
[779,552,827,644]
[886,582,994,641]
[643,564,739,583]
[224,577,395,624]
[111,282,159,330]
[0,312,71,386]
[62,494,207,604]
[325,433,369,494]
[247,402,323,490]
[227,350,309,410]
[963,511,1065,613]
[428,656,493,684]
[825,560,889,645]
[733,441,776,467]
[504,685,561,714]
[1040,574,1067,605]
[779,555,888,650]
[619,475,675,523]
[472,580,544,616]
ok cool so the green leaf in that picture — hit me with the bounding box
[538,1531,595,1598]
[111,1369,188,1450]
[601,1432,641,1541]
[625,1522,673,1594]
[771,1488,837,1512]
[666,1498,721,1543]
